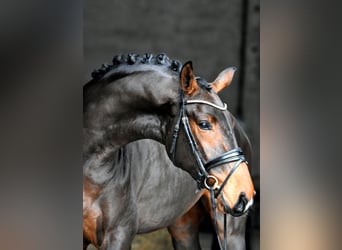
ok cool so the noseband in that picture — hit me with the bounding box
[169,90,247,250]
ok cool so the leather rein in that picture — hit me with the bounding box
[169,89,247,250]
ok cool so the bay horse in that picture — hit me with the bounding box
[83,53,255,249]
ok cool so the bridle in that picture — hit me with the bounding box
[169,89,246,195]
[169,89,247,250]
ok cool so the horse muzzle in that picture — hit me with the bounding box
[220,192,254,217]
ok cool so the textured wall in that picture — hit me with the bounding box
[84,0,243,111]
[84,0,259,249]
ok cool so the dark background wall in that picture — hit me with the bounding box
[84,0,259,249]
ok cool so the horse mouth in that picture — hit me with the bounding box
[220,194,254,217]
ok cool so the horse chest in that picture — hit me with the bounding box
[83,179,104,247]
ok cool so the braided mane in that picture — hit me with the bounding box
[91,52,212,90]
[91,53,183,80]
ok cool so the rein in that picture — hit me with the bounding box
[169,89,247,250]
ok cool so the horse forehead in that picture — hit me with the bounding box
[190,92,227,116]
[198,89,224,105]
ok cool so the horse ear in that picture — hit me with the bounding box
[211,67,237,93]
[180,61,199,96]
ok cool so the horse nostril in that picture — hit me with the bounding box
[232,193,248,215]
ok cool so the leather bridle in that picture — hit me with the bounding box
[169,89,247,250]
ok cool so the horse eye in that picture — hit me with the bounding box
[197,121,212,130]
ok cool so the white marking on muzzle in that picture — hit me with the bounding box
[244,198,254,212]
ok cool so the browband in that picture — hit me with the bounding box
[186,100,227,111]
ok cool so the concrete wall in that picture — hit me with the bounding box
[85,0,242,112]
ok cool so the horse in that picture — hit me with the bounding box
[83,53,255,249]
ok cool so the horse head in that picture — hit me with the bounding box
[166,61,255,217]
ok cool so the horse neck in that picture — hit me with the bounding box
[83,70,179,155]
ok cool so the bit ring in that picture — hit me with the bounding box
[204,175,220,190]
